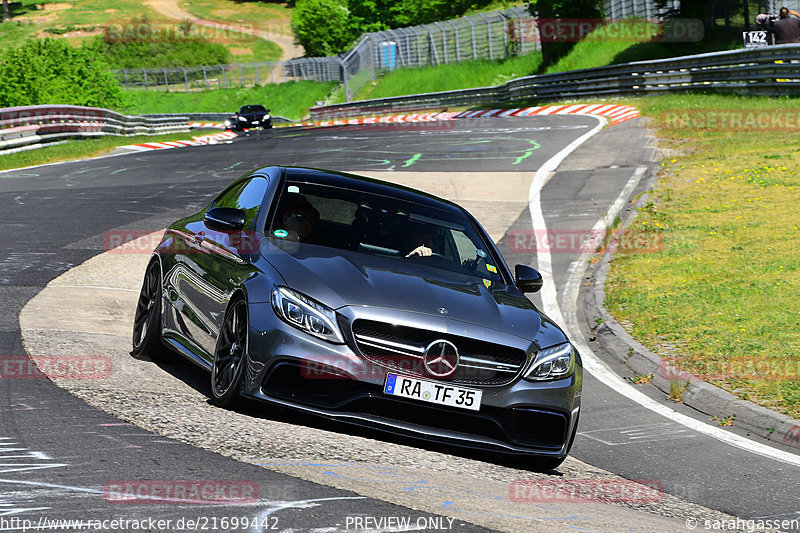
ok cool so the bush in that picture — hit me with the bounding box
[291,0,360,57]
[87,17,233,69]
[0,38,123,108]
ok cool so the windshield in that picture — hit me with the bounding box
[240,105,267,114]
[267,181,506,284]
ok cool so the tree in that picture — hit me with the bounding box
[528,0,603,68]
[3,0,10,22]
[291,0,361,56]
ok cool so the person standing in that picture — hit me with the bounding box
[769,7,800,44]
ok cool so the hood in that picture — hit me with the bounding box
[259,239,559,342]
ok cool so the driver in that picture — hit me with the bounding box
[405,225,437,257]
[279,195,320,242]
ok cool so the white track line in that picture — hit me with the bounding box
[529,137,800,467]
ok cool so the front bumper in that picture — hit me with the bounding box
[242,302,582,457]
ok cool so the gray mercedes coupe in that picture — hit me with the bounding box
[132,166,582,469]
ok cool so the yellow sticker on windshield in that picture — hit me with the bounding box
[483,279,492,288]
[486,264,497,273]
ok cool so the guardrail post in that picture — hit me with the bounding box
[238,63,244,87]
[434,22,448,64]
[448,21,460,62]
[180,67,188,92]
[496,11,509,58]
[163,68,169,92]
[202,66,209,90]
[337,58,351,102]
[122,69,129,90]
[467,17,478,60]
[254,62,260,85]
[478,13,493,60]
[142,68,148,90]
[409,27,421,67]
[221,65,226,89]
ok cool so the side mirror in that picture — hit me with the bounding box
[204,207,246,231]
[515,264,543,293]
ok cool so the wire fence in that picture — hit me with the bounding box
[283,6,539,101]
[602,0,678,19]
[112,62,285,92]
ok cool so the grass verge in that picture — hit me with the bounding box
[121,80,338,121]
[600,93,800,418]
[356,54,543,101]
[0,129,218,172]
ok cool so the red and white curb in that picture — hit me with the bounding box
[122,105,638,152]
[188,121,226,129]
[289,104,639,129]
[124,131,236,152]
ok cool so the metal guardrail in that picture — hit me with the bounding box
[0,105,190,154]
[308,45,800,119]
[141,112,294,124]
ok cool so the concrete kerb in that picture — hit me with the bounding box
[582,173,800,448]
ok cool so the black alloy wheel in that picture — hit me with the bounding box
[211,298,248,407]
[132,259,168,359]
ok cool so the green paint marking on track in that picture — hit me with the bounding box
[111,168,129,175]
[513,140,541,165]
[223,161,244,171]
[403,153,423,167]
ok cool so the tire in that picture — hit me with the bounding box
[211,297,248,407]
[132,259,169,360]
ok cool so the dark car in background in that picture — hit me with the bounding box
[132,166,582,470]
[226,104,272,131]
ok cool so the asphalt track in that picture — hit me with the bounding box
[1,116,798,531]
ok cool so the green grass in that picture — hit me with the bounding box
[356,54,543,100]
[121,80,338,121]
[545,20,741,74]
[0,129,219,171]
[178,0,294,36]
[0,0,164,50]
[600,93,800,418]
[0,0,282,62]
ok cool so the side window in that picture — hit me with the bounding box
[212,177,268,230]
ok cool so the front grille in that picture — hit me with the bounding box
[351,319,528,386]
[260,362,566,450]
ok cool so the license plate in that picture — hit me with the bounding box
[383,373,482,411]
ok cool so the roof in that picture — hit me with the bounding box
[279,166,465,215]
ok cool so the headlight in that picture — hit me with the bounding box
[263,114,271,120]
[237,116,246,121]
[224,120,231,127]
[524,343,574,381]
[271,287,344,343]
